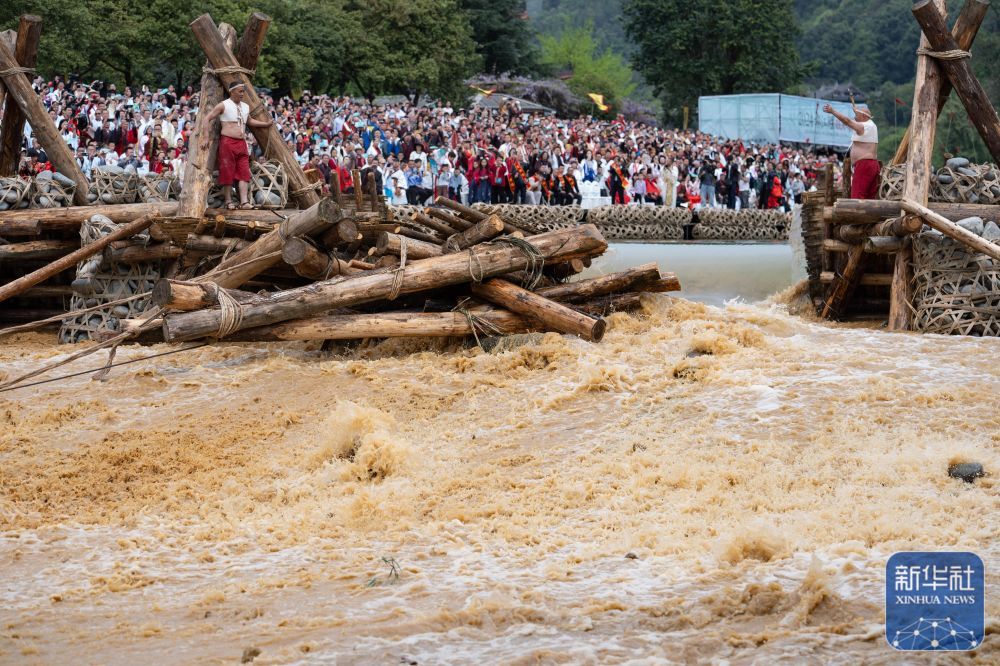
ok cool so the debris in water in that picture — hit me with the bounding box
[948,462,985,483]
[625,552,639,560]
[241,647,261,663]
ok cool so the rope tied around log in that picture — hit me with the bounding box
[202,65,256,77]
[288,180,323,199]
[454,299,504,350]
[0,66,37,77]
[388,236,408,301]
[215,287,245,339]
[916,47,971,60]
[487,236,545,290]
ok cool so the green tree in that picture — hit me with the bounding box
[623,0,803,123]
[460,0,539,75]
[539,23,635,117]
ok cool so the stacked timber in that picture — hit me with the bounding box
[134,195,680,345]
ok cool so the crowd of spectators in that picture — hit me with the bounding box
[4,76,846,210]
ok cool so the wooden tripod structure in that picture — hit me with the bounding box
[818,0,1000,330]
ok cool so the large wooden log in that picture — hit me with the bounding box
[282,237,360,281]
[444,216,505,253]
[0,40,89,205]
[152,279,263,311]
[0,213,158,303]
[177,22,240,219]
[107,242,184,264]
[0,219,40,236]
[831,199,1000,225]
[0,203,302,234]
[530,264,670,302]
[0,15,42,177]
[189,14,319,209]
[901,198,1000,261]
[913,0,1000,164]
[376,232,443,259]
[471,278,605,341]
[223,309,537,342]
[234,12,270,72]
[0,30,9,115]
[320,219,360,249]
[198,197,341,289]
[891,0,948,331]
[892,0,991,165]
[0,239,76,261]
[159,224,608,341]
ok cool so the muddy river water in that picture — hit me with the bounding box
[0,243,997,664]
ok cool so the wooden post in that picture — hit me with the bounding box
[0,15,42,177]
[158,225,608,342]
[842,157,853,198]
[176,22,240,219]
[912,0,1000,164]
[889,0,948,330]
[892,0,990,165]
[0,213,158,303]
[471,278,606,342]
[189,14,319,209]
[235,12,270,71]
[0,39,89,205]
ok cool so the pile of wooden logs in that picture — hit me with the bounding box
[0,10,680,351]
[124,193,679,345]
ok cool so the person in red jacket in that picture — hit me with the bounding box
[491,156,510,204]
[767,176,784,209]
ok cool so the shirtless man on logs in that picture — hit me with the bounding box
[823,98,879,199]
[200,82,274,209]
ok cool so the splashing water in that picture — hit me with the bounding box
[0,288,997,663]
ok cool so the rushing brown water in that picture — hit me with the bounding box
[1,278,998,663]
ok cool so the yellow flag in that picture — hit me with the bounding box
[588,93,610,112]
[470,85,497,97]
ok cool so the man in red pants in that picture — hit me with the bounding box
[823,100,880,199]
[200,82,274,209]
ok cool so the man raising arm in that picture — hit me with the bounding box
[823,100,880,199]
[200,82,274,209]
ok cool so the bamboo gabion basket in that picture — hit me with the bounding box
[58,214,160,343]
[881,160,1000,204]
[912,230,1000,336]
[31,171,76,208]
[0,176,32,210]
